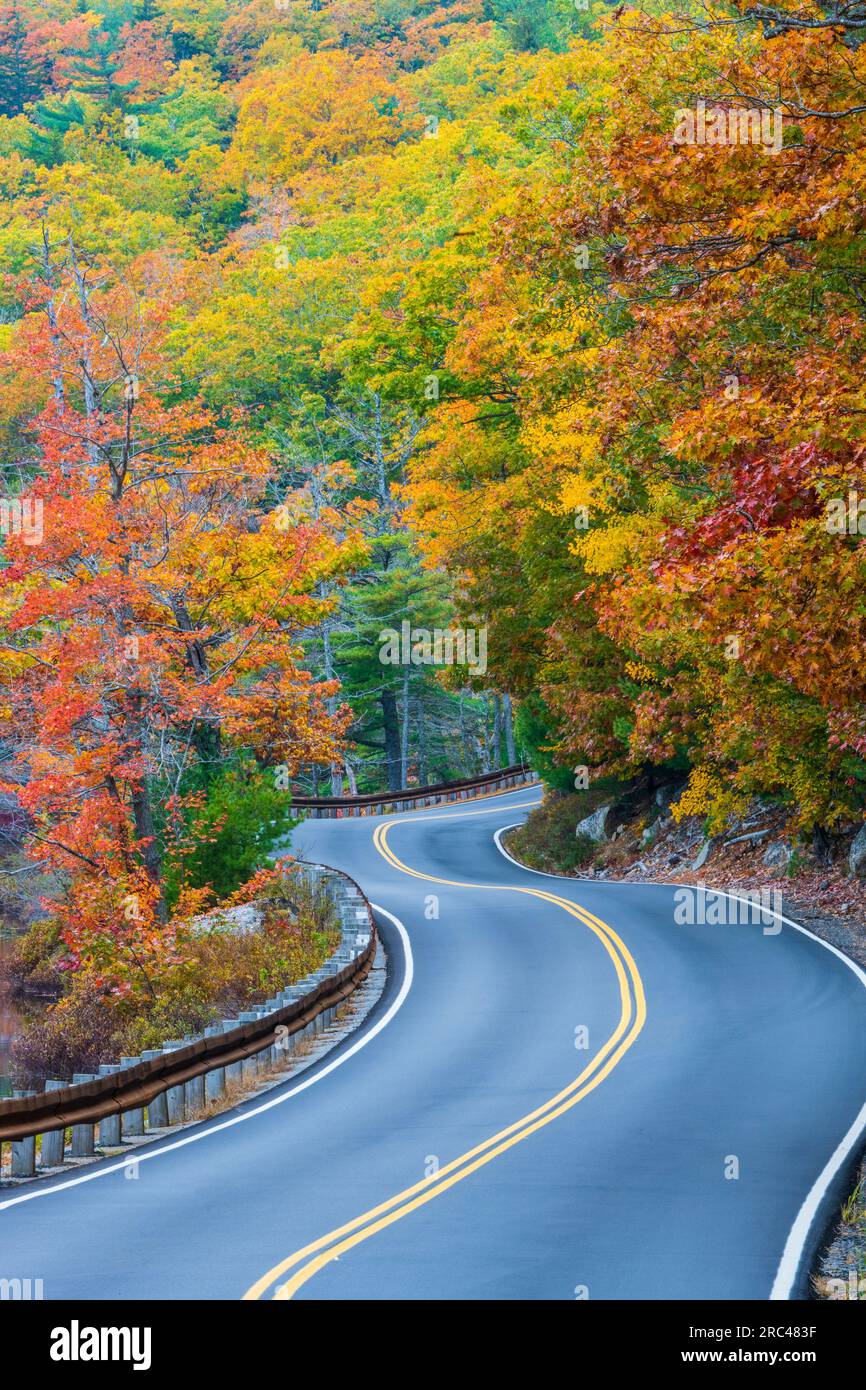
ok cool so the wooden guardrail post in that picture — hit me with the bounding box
[97,1063,122,1145]
[238,1014,259,1082]
[11,1091,35,1176]
[140,1052,169,1127]
[183,1040,206,1114]
[70,1074,96,1157]
[204,1026,226,1100]
[312,977,329,1033]
[40,1079,66,1166]
[250,1015,270,1073]
[260,1004,281,1066]
[325,956,350,1025]
[120,1057,145,1136]
[275,1007,293,1051]
[221,1021,243,1086]
[162,1042,186,1123]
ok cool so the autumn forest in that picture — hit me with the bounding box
[0,0,864,1061]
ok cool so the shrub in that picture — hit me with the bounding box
[163,761,298,909]
[11,983,119,1085]
[505,791,603,873]
[9,860,341,1081]
[513,694,575,793]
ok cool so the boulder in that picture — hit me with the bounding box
[654,785,681,814]
[190,902,262,935]
[849,823,866,877]
[576,804,614,843]
[762,841,792,872]
[690,837,716,871]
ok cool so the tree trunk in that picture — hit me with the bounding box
[812,825,833,866]
[41,226,65,410]
[479,693,492,773]
[491,693,503,771]
[67,235,101,473]
[416,698,428,785]
[503,691,516,765]
[170,599,221,777]
[380,689,402,791]
[458,693,473,775]
[373,393,389,509]
[400,665,410,790]
[320,601,343,796]
[130,778,166,922]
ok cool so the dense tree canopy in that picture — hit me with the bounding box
[1,0,865,986]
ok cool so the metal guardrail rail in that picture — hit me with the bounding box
[292,763,539,817]
[0,864,375,1151]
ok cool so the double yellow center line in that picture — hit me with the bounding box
[244,801,646,1300]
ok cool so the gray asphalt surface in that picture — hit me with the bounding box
[1,786,865,1300]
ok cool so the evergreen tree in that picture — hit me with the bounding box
[65,26,139,109]
[0,1,51,116]
[26,95,89,166]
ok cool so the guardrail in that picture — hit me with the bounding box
[293,763,539,817]
[0,864,375,1162]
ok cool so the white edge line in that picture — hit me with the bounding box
[0,904,413,1212]
[494,821,866,1301]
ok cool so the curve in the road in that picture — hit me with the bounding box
[2,784,865,1302]
[245,805,646,1299]
[493,820,866,1303]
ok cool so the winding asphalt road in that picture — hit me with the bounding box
[2,785,865,1300]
